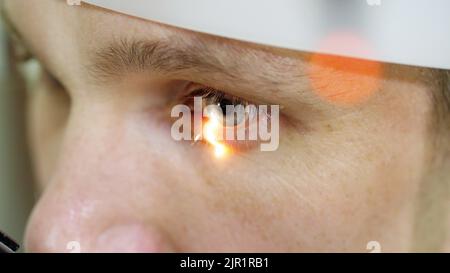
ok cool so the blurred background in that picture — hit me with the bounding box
[0,18,35,247]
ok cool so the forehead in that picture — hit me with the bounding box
[4,0,168,58]
[4,0,302,62]
[5,0,323,108]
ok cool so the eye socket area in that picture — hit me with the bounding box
[188,87,247,124]
[180,84,272,153]
[184,86,257,128]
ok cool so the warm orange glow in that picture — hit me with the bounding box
[308,32,382,105]
[203,113,230,158]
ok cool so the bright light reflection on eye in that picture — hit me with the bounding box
[202,110,230,159]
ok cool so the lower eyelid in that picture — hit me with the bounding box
[214,108,275,152]
[178,82,283,153]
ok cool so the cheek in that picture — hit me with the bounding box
[26,71,431,252]
[35,113,422,252]
[193,80,432,252]
[248,80,430,251]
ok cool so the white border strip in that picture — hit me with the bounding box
[83,0,450,69]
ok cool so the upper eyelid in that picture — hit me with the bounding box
[89,38,309,98]
[183,85,255,107]
[183,81,277,107]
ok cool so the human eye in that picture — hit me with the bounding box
[176,83,278,157]
[186,86,258,128]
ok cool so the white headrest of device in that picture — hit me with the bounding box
[83,0,450,70]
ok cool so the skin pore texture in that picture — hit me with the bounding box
[3,0,449,252]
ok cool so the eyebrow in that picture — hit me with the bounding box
[88,38,228,81]
[86,35,305,95]
[2,4,311,101]
[1,3,232,84]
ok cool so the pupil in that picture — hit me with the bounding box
[219,98,234,115]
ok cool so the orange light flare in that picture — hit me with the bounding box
[201,112,231,159]
[308,32,383,106]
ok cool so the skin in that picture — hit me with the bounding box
[3,0,449,252]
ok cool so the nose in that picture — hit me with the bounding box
[24,156,177,252]
[25,196,176,252]
[24,160,178,252]
[94,224,175,253]
[24,105,178,253]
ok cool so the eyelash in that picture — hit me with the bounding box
[183,85,256,126]
[188,86,248,111]
[181,85,270,152]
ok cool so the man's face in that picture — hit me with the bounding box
[4,0,433,252]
